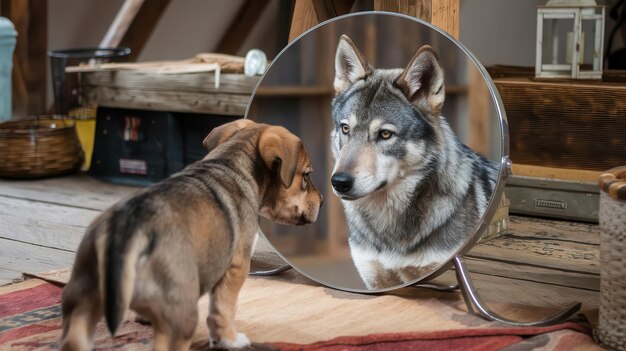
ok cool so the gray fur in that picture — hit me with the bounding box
[330,36,498,289]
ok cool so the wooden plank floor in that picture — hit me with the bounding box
[0,174,600,318]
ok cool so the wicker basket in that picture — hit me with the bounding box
[0,117,84,178]
[596,166,626,350]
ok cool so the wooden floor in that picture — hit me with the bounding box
[0,174,601,318]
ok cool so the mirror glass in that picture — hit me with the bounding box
[247,12,506,292]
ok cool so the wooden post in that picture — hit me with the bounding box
[1,0,48,117]
[430,0,459,39]
[289,0,319,42]
[289,0,458,42]
[373,0,459,39]
[374,0,432,23]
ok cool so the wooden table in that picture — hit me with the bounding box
[0,174,600,318]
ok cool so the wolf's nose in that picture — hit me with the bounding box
[331,172,354,193]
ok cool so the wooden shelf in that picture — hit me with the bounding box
[254,85,468,97]
[255,86,334,97]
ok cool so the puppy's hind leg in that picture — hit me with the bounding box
[60,288,102,351]
[149,297,198,351]
[207,253,252,349]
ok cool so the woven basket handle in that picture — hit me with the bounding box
[599,166,626,201]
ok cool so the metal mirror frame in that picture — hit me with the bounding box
[245,11,581,326]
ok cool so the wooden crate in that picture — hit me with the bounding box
[490,66,626,173]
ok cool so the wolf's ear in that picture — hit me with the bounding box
[396,45,445,117]
[203,119,255,152]
[259,126,302,188]
[334,35,371,94]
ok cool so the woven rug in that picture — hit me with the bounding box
[0,267,603,351]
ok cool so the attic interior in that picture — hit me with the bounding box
[0,0,624,350]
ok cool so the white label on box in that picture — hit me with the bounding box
[119,158,147,175]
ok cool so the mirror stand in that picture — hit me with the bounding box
[452,256,582,327]
[250,257,583,327]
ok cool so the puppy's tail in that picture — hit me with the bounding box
[101,209,151,336]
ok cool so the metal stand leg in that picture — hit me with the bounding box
[412,282,460,292]
[453,256,581,326]
[249,264,293,276]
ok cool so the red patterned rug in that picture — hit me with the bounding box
[0,278,600,351]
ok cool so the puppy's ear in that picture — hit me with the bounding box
[203,119,255,152]
[334,35,371,94]
[396,45,445,117]
[259,126,302,188]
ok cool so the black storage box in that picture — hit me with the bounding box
[89,107,237,186]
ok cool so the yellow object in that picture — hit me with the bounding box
[68,106,97,171]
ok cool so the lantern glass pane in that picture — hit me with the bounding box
[580,18,602,72]
[541,17,575,70]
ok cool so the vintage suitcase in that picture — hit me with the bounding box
[489,66,625,222]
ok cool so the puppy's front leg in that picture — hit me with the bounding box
[207,249,251,349]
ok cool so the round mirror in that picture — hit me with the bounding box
[246,12,509,292]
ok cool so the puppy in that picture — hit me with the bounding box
[60,119,322,351]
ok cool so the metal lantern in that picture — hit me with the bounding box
[536,0,606,79]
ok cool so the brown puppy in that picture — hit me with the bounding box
[60,119,322,351]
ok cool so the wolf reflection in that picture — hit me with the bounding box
[330,35,499,289]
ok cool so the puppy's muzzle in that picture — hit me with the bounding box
[331,172,354,194]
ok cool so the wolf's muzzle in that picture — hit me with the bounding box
[331,172,354,193]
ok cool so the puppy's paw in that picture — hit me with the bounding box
[215,332,250,349]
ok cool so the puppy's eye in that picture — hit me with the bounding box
[341,124,350,135]
[302,172,311,189]
[379,130,393,140]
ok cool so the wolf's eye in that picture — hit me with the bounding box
[341,124,349,135]
[379,130,393,140]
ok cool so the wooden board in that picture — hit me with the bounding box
[82,71,258,95]
[0,174,601,313]
[468,217,600,276]
[435,270,599,310]
[462,256,599,292]
[0,238,75,285]
[0,196,99,252]
[512,164,602,182]
[0,174,139,210]
[83,86,251,116]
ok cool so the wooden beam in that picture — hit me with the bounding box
[430,0,459,39]
[1,0,48,117]
[99,0,145,48]
[374,0,432,23]
[289,0,319,42]
[373,0,459,39]
[215,0,272,55]
[311,0,354,22]
[118,0,171,61]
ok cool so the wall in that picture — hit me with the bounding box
[3,0,622,106]
[460,0,619,67]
